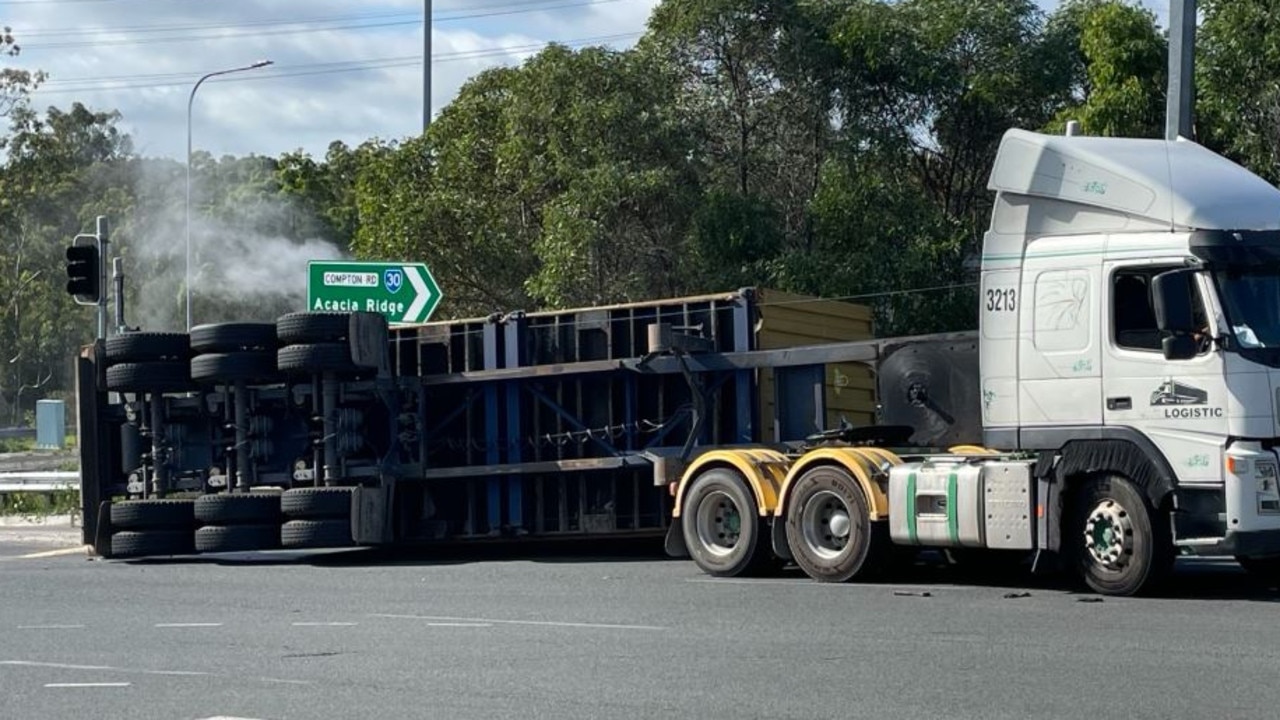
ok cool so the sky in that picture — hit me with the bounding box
[2,0,1165,162]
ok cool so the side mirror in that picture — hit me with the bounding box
[1153,269,1196,334]
[1162,335,1197,361]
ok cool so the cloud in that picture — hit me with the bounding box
[6,0,660,160]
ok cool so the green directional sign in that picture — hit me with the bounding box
[307,261,443,324]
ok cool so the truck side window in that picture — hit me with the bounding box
[1112,268,1207,354]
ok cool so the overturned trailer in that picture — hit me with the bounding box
[74,287,977,558]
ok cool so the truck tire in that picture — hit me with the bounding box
[784,465,890,583]
[195,524,282,553]
[277,343,359,376]
[680,469,771,577]
[281,487,354,519]
[194,492,282,525]
[190,323,277,354]
[109,530,195,558]
[276,312,350,345]
[106,361,192,393]
[109,499,195,530]
[281,519,354,548]
[1067,475,1173,597]
[191,351,279,385]
[105,332,190,364]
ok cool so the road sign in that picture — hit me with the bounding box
[307,261,443,324]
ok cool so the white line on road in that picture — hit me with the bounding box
[2,661,114,671]
[16,624,86,630]
[427,622,492,628]
[155,623,224,628]
[290,622,357,627]
[44,682,131,688]
[258,677,313,685]
[17,546,92,559]
[370,613,665,631]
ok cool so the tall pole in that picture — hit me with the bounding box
[185,59,274,331]
[424,0,432,132]
[1166,0,1196,141]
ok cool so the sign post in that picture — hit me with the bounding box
[307,261,443,324]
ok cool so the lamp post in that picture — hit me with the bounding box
[185,59,273,331]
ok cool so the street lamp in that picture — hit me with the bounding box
[185,59,273,331]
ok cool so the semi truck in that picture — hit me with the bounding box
[73,127,1280,597]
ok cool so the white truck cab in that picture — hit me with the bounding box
[980,129,1280,591]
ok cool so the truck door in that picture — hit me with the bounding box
[1101,261,1224,482]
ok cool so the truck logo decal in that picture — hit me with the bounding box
[1150,379,1224,419]
[1150,379,1207,406]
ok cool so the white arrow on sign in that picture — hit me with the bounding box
[403,265,433,323]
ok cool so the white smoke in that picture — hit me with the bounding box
[118,157,351,332]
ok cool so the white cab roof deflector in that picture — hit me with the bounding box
[988,129,1280,232]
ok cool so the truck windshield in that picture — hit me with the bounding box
[1214,269,1280,348]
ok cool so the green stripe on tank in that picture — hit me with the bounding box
[906,472,918,544]
[947,472,960,545]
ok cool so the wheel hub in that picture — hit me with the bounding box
[695,490,742,557]
[801,490,852,561]
[1083,499,1133,570]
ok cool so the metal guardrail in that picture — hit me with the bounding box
[0,471,80,493]
[0,427,37,440]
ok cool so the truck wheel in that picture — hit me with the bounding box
[1067,475,1172,596]
[680,469,770,577]
[109,530,195,558]
[194,493,282,525]
[191,351,279,385]
[195,524,282,553]
[276,312,351,345]
[277,343,359,376]
[105,332,190,364]
[281,519,354,548]
[281,487,354,519]
[190,323,277,354]
[105,361,192,394]
[785,465,888,582]
[109,499,195,530]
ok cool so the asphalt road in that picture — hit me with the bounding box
[1,534,1278,720]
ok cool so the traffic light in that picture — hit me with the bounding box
[65,243,100,303]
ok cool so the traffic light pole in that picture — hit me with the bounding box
[95,216,109,341]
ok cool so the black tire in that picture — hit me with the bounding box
[105,332,190,364]
[109,530,194,558]
[194,524,282,553]
[281,487,355,519]
[109,499,195,530]
[105,361,192,393]
[277,312,351,345]
[194,492,282,525]
[191,351,279,385]
[784,465,890,583]
[190,323,278,354]
[680,469,771,577]
[277,343,358,376]
[281,519,354,548]
[1066,475,1173,597]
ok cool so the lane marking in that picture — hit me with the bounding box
[44,682,130,688]
[16,546,92,559]
[16,624,86,630]
[291,622,357,627]
[155,623,224,628]
[370,614,665,631]
[427,622,492,628]
[3,659,296,685]
[2,661,114,671]
[198,716,272,720]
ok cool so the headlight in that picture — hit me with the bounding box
[1256,461,1280,514]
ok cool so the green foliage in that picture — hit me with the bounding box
[1198,0,1280,182]
[0,490,79,518]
